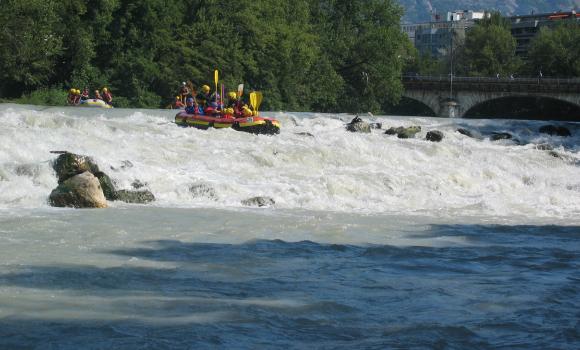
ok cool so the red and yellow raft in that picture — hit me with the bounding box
[175,111,280,135]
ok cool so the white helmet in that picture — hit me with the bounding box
[182,82,186,85]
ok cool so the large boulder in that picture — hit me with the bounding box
[94,171,118,200]
[49,171,108,208]
[456,128,474,138]
[116,190,155,204]
[539,125,572,137]
[426,130,444,142]
[52,152,100,184]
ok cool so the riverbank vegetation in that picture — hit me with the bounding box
[0,0,412,113]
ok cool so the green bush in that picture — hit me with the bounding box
[16,88,67,106]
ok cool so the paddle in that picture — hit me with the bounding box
[214,69,219,104]
[250,91,257,112]
[255,92,263,115]
[237,84,244,98]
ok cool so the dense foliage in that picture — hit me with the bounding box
[0,0,411,112]
[527,23,580,77]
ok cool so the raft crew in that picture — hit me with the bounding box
[67,89,77,105]
[173,96,184,109]
[179,82,190,102]
[185,97,197,114]
[196,85,211,109]
[80,87,89,101]
[102,87,113,105]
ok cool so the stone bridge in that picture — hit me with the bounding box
[402,75,580,118]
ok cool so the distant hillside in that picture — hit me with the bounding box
[399,0,579,23]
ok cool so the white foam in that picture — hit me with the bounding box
[0,104,579,219]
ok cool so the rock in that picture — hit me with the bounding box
[131,179,147,189]
[426,130,444,142]
[94,171,118,200]
[370,122,382,129]
[534,144,553,151]
[295,132,314,137]
[539,125,572,137]
[384,126,422,139]
[490,132,512,141]
[116,190,155,204]
[49,171,108,208]
[189,183,218,200]
[53,152,100,184]
[346,116,371,133]
[241,196,275,207]
[456,128,474,138]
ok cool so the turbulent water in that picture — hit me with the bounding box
[0,103,579,349]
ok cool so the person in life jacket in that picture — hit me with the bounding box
[80,87,89,101]
[73,89,82,105]
[241,105,253,117]
[179,82,190,102]
[173,96,184,109]
[102,87,113,105]
[226,91,243,116]
[94,89,103,100]
[204,101,222,116]
[67,88,77,105]
[185,97,197,114]
[196,85,211,108]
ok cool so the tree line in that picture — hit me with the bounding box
[409,12,580,79]
[0,0,412,113]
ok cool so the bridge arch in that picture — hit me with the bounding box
[462,95,580,121]
[389,96,436,117]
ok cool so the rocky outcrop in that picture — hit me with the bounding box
[426,130,444,142]
[49,171,108,208]
[539,125,572,137]
[49,151,155,207]
[241,196,275,207]
[385,126,422,139]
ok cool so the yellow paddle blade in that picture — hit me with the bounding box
[214,70,218,92]
[249,92,257,110]
[255,92,263,112]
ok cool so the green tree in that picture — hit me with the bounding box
[0,0,63,96]
[458,11,521,77]
[527,23,580,77]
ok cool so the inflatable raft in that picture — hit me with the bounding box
[175,111,280,135]
[79,99,112,108]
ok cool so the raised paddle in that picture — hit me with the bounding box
[214,69,219,104]
[255,91,263,116]
[237,83,244,98]
[250,91,257,111]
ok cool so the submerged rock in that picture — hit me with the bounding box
[346,116,372,133]
[116,190,155,204]
[456,128,474,138]
[539,125,572,137]
[385,126,422,139]
[490,132,512,141]
[49,171,108,208]
[189,183,218,200]
[426,130,444,142]
[241,196,275,207]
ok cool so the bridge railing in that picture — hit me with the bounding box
[402,74,580,84]
[402,75,580,93]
